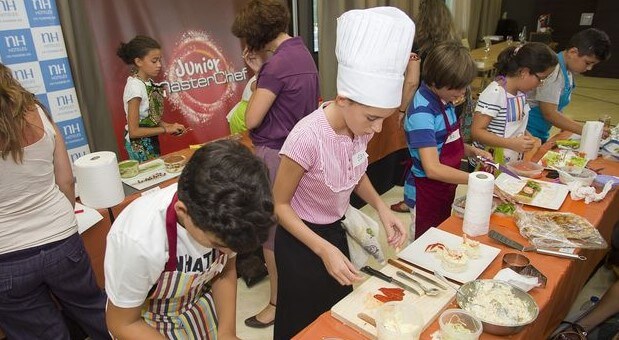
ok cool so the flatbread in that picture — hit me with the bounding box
[515,180,542,203]
[516,211,604,249]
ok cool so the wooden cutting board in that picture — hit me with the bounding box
[331,262,457,339]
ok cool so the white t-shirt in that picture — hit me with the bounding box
[123,76,150,121]
[475,81,530,138]
[527,63,572,108]
[104,184,221,309]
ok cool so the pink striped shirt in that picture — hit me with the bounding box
[280,103,373,224]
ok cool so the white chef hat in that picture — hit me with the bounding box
[336,7,415,108]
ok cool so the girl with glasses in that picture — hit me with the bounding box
[471,42,558,167]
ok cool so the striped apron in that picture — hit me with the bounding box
[141,194,227,339]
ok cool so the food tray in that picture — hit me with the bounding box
[121,159,181,190]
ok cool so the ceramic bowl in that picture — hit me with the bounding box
[456,279,538,335]
[163,155,186,173]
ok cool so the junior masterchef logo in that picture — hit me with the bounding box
[161,30,247,124]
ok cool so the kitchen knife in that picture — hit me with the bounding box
[488,230,587,260]
[488,230,527,251]
[360,266,420,296]
[387,258,447,290]
[477,156,522,180]
[498,163,523,181]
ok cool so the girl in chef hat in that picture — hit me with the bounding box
[272,7,412,339]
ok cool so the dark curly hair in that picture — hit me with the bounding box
[494,42,558,77]
[177,140,274,254]
[231,0,290,52]
[116,35,161,65]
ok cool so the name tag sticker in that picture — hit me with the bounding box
[352,150,368,168]
[445,129,461,144]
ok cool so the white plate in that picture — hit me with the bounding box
[398,228,500,284]
[494,173,569,210]
[121,159,181,190]
[538,149,588,169]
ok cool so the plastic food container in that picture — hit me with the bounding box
[439,308,483,340]
[557,166,597,186]
[118,160,139,178]
[163,155,186,173]
[600,140,619,161]
[375,302,423,340]
[505,160,544,179]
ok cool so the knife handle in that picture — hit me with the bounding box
[387,259,413,274]
[361,266,392,283]
[535,248,587,260]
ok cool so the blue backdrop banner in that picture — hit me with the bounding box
[0,0,90,163]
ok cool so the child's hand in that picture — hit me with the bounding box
[469,146,493,161]
[167,123,186,136]
[319,242,363,285]
[378,207,407,248]
[510,135,536,153]
[494,184,517,204]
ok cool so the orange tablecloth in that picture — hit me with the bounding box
[295,132,619,339]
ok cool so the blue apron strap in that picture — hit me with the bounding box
[557,52,574,112]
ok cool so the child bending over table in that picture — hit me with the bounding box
[472,42,557,165]
[527,28,611,143]
[104,140,274,339]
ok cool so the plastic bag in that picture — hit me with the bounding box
[225,75,255,134]
[342,205,385,268]
[346,234,369,270]
[514,209,607,249]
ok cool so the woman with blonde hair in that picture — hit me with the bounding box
[0,63,109,339]
[415,0,459,58]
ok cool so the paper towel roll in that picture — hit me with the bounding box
[579,121,604,160]
[74,152,125,209]
[462,171,495,237]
